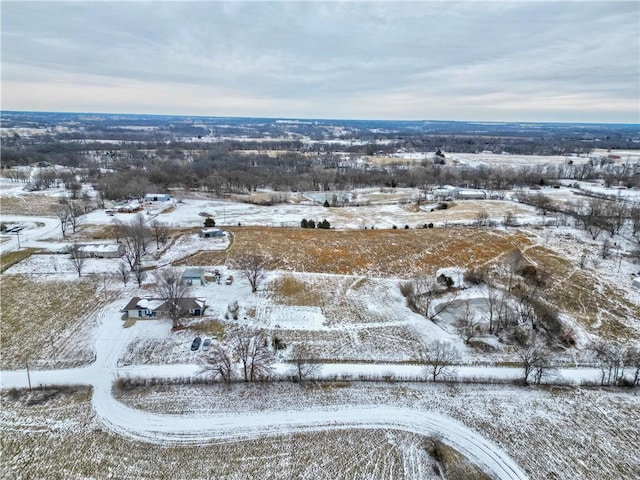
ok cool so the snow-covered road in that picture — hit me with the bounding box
[0,215,62,254]
[0,304,536,479]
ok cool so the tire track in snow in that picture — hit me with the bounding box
[91,380,528,480]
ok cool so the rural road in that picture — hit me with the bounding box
[0,302,538,479]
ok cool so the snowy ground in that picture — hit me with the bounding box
[2,174,640,479]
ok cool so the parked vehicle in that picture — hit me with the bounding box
[202,338,211,351]
[225,275,234,285]
[190,337,202,351]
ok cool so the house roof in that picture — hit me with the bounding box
[122,296,206,312]
[183,268,205,278]
[77,243,122,253]
[122,297,164,311]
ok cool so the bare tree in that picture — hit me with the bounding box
[515,339,548,386]
[531,192,554,216]
[289,344,321,382]
[422,340,458,382]
[402,273,459,321]
[485,284,499,334]
[629,204,640,237]
[154,268,190,329]
[230,329,274,382]
[67,201,84,234]
[53,204,70,237]
[459,302,480,343]
[122,213,148,268]
[69,246,85,277]
[592,341,626,386]
[626,346,640,387]
[237,254,267,293]
[149,218,169,250]
[111,218,125,243]
[201,344,235,383]
[474,208,489,227]
[132,263,146,287]
[118,262,130,286]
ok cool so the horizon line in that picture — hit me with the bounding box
[2,109,638,127]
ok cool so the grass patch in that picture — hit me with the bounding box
[0,275,116,369]
[0,247,38,272]
[267,275,326,307]
[0,195,61,215]
[188,318,226,339]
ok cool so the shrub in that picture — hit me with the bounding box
[463,268,486,285]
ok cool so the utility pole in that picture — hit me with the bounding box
[15,230,21,249]
[25,360,32,391]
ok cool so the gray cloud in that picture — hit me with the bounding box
[2,1,638,122]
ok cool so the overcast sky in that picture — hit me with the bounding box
[2,1,639,123]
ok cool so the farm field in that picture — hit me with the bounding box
[2,165,640,480]
[2,381,638,480]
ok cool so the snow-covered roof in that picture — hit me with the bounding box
[200,227,221,234]
[136,298,165,310]
[77,243,122,253]
[183,267,205,278]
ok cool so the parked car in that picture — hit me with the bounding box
[202,338,211,351]
[190,337,202,351]
[225,275,234,285]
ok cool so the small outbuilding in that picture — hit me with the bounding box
[72,243,125,259]
[633,277,640,289]
[199,227,224,238]
[182,267,207,286]
[144,193,170,203]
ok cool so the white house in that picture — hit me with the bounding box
[144,193,170,203]
[633,277,640,289]
[199,227,224,238]
[121,297,165,318]
[72,243,125,259]
[122,296,207,318]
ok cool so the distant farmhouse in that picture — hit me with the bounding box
[144,193,171,203]
[199,227,224,238]
[122,296,206,318]
[433,186,487,201]
[71,243,124,259]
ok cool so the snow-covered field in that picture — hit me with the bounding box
[2,173,640,479]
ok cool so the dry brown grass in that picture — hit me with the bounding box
[522,245,640,340]
[2,386,476,480]
[0,195,61,215]
[177,226,532,277]
[0,248,39,272]
[0,275,116,369]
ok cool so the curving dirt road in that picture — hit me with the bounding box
[1,302,530,480]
